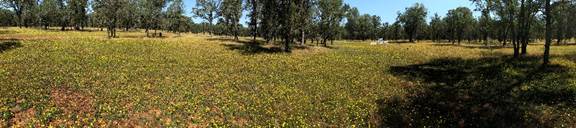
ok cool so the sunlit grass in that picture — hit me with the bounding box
[0,28,575,127]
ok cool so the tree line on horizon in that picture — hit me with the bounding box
[0,0,573,62]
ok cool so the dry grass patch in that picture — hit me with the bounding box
[9,108,36,127]
[50,87,95,115]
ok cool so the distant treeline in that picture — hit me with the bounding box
[0,0,572,55]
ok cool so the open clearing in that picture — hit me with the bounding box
[1,28,575,127]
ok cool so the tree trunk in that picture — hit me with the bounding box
[17,13,22,28]
[511,16,519,58]
[208,20,213,36]
[322,38,327,47]
[502,31,508,46]
[250,0,258,42]
[513,34,519,58]
[502,19,510,47]
[543,0,552,65]
[518,0,528,56]
[301,30,305,46]
[457,31,462,45]
[145,28,149,37]
[557,30,563,45]
[234,23,239,41]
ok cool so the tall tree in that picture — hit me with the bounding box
[344,7,360,40]
[0,0,23,27]
[245,0,261,41]
[39,0,60,29]
[118,0,139,31]
[68,0,88,30]
[517,0,539,55]
[318,0,345,46]
[57,0,68,30]
[296,0,314,45]
[379,22,389,40]
[1,0,37,28]
[141,0,169,37]
[260,0,279,43]
[0,8,14,26]
[166,0,187,35]
[446,7,475,45]
[471,0,494,45]
[369,15,382,40]
[429,13,444,42]
[553,0,570,45]
[220,0,242,40]
[93,0,124,38]
[192,0,221,35]
[543,0,552,65]
[278,0,296,52]
[398,3,427,42]
[491,0,518,47]
[388,21,403,40]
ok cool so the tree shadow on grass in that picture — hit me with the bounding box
[221,43,284,55]
[379,56,576,127]
[431,43,511,50]
[210,38,302,55]
[0,40,22,53]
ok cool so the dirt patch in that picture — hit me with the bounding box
[116,109,164,127]
[232,116,249,127]
[50,87,95,115]
[10,108,36,127]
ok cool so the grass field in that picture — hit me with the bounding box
[1,28,575,127]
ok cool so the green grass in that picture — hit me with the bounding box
[0,28,575,127]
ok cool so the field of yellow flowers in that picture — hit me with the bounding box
[1,28,575,127]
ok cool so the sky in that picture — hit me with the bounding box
[182,0,478,25]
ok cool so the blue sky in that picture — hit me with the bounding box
[183,0,477,25]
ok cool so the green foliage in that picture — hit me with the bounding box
[38,0,59,29]
[318,0,345,45]
[344,7,382,40]
[445,7,475,44]
[0,8,14,26]
[192,0,221,35]
[93,0,123,37]
[117,0,139,31]
[68,0,88,30]
[219,0,242,40]
[397,3,427,42]
[166,0,187,34]
[140,0,170,36]
[429,13,444,42]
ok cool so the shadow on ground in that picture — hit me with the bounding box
[431,43,510,49]
[378,56,576,127]
[211,38,314,55]
[431,43,575,50]
[0,40,22,53]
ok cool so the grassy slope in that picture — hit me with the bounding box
[0,28,575,127]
